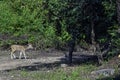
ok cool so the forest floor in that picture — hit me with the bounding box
[0,49,120,80]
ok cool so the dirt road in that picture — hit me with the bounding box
[0,50,65,71]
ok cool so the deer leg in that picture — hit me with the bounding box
[11,52,13,59]
[19,52,22,59]
[13,54,16,59]
[11,51,16,59]
[23,51,27,59]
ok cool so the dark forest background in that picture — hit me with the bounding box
[0,0,119,58]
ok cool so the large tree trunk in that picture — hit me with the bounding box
[68,37,75,64]
[91,22,103,64]
[117,0,120,24]
[89,2,97,54]
[91,21,96,45]
[90,20,97,54]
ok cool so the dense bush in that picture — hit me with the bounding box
[0,0,57,49]
[0,0,118,52]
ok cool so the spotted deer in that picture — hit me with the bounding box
[10,43,33,59]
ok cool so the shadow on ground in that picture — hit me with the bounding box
[5,54,100,72]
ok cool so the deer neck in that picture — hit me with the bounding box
[24,46,29,50]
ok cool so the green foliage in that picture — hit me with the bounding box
[57,24,71,46]
[0,0,56,48]
[9,64,96,80]
[102,0,116,23]
[106,24,120,56]
[0,0,118,53]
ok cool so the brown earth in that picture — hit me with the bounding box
[0,49,119,80]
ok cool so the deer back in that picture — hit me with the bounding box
[11,45,26,51]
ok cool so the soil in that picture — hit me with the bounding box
[0,49,119,80]
[0,50,65,70]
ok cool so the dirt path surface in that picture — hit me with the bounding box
[0,50,120,80]
[0,50,65,71]
[0,57,63,71]
[0,50,67,80]
[0,50,119,71]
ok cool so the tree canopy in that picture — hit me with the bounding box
[0,0,118,56]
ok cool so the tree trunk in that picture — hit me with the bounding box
[68,37,75,64]
[90,16,97,54]
[91,20,96,45]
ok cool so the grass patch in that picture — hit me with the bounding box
[8,64,97,80]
